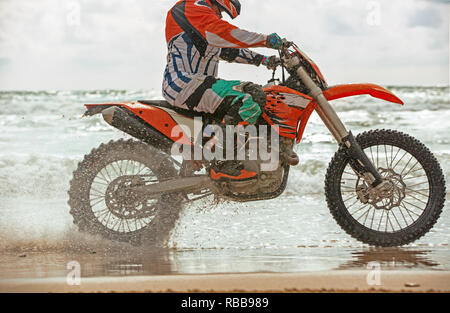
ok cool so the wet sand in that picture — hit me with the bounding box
[1,197,448,293]
[1,246,449,293]
[1,271,449,293]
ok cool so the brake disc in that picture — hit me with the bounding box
[104,175,157,219]
[356,168,406,211]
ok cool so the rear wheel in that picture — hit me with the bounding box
[68,139,183,246]
[325,129,446,247]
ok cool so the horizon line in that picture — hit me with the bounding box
[0,84,449,93]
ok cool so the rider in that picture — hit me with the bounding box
[163,0,283,180]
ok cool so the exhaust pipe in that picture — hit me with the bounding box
[101,106,174,153]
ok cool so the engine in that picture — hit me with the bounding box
[217,135,294,201]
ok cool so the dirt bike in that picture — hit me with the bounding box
[68,41,446,247]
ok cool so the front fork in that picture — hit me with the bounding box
[296,67,383,187]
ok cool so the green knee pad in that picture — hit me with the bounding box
[211,80,262,124]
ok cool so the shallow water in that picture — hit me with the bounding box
[0,87,448,279]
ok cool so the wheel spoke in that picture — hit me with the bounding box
[109,162,120,177]
[376,145,379,169]
[340,139,431,234]
[377,209,385,231]
[390,209,403,230]
[95,208,110,218]
[90,197,105,208]
[103,166,113,182]
[369,146,376,166]
[89,159,159,234]
[402,160,419,178]
[90,195,105,202]
[401,202,422,217]
[384,144,389,169]
[386,211,394,232]
[405,193,428,205]
[118,160,124,176]
[95,173,110,184]
[397,205,410,227]
[92,179,109,187]
[351,204,369,216]
[390,147,401,169]
[400,155,414,176]
[407,181,429,188]
[403,174,427,181]
[369,206,376,229]
[405,187,429,198]
[362,207,372,226]
[343,193,358,203]
[356,206,371,223]
[343,170,358,177]
[90,186,105,196]
[392,150,408,171]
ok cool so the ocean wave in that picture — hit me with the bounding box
[0,87,448,116]
[0,90,162,116]
[0,155,78,198]
[0,147,448,200]
[0,152,328,198]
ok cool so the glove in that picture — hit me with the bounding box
[261,55,281,70]
[266,33,283,49]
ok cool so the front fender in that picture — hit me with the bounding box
[323,83,404,105]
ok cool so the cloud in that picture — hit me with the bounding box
[325,14,360,36]
[428,0,450,4]
[0,58,11,67]
[408,7,443,28]
[0,0,448,90]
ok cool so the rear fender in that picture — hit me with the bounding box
[323,84,404,105]
[84,102,193,146]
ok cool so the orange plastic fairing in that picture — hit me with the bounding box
[85,102,192,145]
[323,84,404,105]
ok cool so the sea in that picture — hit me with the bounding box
[0,86,449,279]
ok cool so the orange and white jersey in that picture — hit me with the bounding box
[162,0,268,112]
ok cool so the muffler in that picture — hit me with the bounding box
[101,106,174,152]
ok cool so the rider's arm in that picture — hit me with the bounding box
[181,2,267,49]
[219,48,264,66]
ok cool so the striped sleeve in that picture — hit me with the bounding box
[185,1,267,49]
[219,48,264,66]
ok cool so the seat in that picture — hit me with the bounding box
[138,100,210,119]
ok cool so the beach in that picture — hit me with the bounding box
[0,87,448,293]
[2,271,450,293]
[0,243,449,293]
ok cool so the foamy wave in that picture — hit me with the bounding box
[0,89,162,116]
[0,152,330,199]
[0,155,78,198]
[1,150,447,200]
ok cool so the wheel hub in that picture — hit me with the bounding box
[105,176,155,219]
[356,168,406,211]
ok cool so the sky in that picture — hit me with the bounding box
[0,0,448,91]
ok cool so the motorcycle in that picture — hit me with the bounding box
[68,41,446,247]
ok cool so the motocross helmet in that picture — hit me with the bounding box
[212,0,241,19]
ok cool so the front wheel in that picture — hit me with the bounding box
[325,129,446,247]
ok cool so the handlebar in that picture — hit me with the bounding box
[279,39,294,56]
